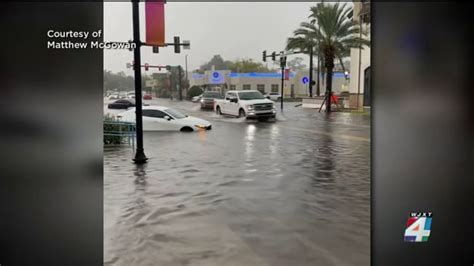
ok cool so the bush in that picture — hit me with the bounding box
[104,114,133,145]
[187,85,203,99]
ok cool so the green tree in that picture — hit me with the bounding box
[199,55,230,72]
[310,2,369,111]
[286,57,307,71]
[187,85,203,99]
[227,58,272,73]
[287,3,369,111]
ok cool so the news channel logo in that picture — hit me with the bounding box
[404,212,432,242]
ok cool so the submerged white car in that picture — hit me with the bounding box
[118,106,212,132]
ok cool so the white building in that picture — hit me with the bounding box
[190,69,349,98]
[349,1,371,108]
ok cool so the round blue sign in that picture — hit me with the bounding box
[213,72,219,78]
[302,76,309,84]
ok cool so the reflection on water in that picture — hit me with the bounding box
[105,104,370,266]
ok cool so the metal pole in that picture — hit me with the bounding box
[356,14,363,109]
[316,23,321,97]
[309,46,313,97]
[316,52,320,96]
[280,55,285,110]
[178,66,183,101]
[169,72,173,100]
[281,66,284,110]
[132,0,147,164]
[185,55,188,96]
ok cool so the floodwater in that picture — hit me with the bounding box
[104,99,370,266]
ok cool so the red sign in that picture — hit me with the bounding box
[284,69,290,80]
[145,1,165,45]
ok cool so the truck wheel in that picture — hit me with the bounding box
[238,109,246,118]
[216,106,222,115]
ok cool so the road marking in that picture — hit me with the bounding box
[278,125,370,143]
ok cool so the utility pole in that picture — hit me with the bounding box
[185,55,188,96]
[131,0,147,164]
[309,46,313,97]
[178,65,183,101]
[356,12,363,110]
[169,71,173,100]
[316,23,321,97]
[317,54,321,96]
[279,52,286,110]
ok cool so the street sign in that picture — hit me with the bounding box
[209,71,225,84]
[182,40,190,50]
[302,76,309,84]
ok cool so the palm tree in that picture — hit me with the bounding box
[310,2,370,112]
[286,23,318,97]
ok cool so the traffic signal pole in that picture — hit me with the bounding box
[280,53,286,110]
[263,50,288,110]
[178,66,183,101]
[132,0,148,164]
[309,46,313,97]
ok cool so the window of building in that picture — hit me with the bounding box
[243,84,251,90]
[271,84,279,93]
[230,85,236,90]
[256,84,265,94]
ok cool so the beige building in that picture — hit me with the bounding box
[349,0,371,108]
[190,69,349,98]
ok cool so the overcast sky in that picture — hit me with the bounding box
[104,2,331,75]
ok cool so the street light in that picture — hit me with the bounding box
[131,0,147,164]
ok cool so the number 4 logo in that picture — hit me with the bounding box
[404,217,432,242]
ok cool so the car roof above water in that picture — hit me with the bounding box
[129,105,169,111]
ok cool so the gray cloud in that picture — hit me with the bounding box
[104,2,323,74]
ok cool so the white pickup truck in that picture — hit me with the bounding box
[214,90,276,120]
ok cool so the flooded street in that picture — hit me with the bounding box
[104,99,370,266]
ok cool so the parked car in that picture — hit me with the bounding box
[108,93,120,100]
[264,92,281,101]
[108,99,136,109]
[192,94,203,103]
[200,91,223,110]
[127,92,136,99]
[143,94,152,100]
[118,106,212,131]
[214,90,276,121]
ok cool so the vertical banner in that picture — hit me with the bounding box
[145,0,165,45]
[284,69,290,80]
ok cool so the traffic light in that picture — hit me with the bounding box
[174,36,180,53]
[262,50,267,62]
[152,46,159,53]
[271,52,276,61]
[144,63,149,71]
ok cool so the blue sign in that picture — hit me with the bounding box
[209,71,225,84]
[302,76,309,84]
